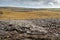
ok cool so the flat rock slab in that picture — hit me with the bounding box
[0,18,60,40]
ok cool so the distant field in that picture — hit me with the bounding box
[46,8,60,12]
[0,7,60,20]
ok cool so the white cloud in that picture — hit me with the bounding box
[0,0,60,8]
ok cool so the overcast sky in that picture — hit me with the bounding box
[0,0,60,8]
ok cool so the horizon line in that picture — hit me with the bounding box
[0,6,60,9]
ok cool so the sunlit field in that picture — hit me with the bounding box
[0,8,60,20]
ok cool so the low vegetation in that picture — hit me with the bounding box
[0,7,60,20]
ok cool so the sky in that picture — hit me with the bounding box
[0,0,60,8]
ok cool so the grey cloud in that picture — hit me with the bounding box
[0,0,60,8]
[15,0,58,6]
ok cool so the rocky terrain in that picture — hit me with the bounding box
[0,18,60,40]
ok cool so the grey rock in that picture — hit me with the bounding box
[0,18,60,40]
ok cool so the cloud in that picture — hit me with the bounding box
[0,0,60,8]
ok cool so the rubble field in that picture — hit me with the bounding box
[0,18,60,40]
